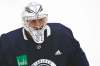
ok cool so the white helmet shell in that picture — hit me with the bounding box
[22,2,47,22]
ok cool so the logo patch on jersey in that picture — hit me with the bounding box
[31,59,56,66]
[55,50,63,56]
[16,54,28,66]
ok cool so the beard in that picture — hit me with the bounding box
[30,27,45,43]
[23,21,51,44]
[23,23,46,43]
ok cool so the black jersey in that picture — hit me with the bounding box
[0,23,89,66]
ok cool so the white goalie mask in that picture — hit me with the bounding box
[22,2,51,44]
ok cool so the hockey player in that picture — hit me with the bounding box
[0,2,89,66]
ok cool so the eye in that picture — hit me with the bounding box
[31,20,36,22]
[39,19,43,22]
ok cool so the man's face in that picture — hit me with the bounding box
[27,17,47,30]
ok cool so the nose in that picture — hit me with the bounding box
[34,20,41,26]
[31,20,42,30]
